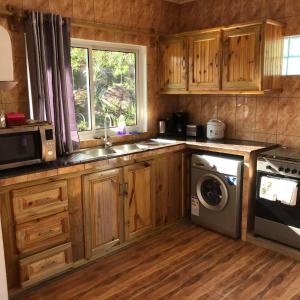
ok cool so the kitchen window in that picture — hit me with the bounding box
[71,39,147,139]
[282,36,300,76]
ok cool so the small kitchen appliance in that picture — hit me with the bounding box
[158,120,166,135]
[206,119,225,140]
[0,122,56,170]
[173,112,188,138]
[255,148,300,249]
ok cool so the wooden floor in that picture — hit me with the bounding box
[15,222,300,300]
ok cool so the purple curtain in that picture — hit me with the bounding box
[25,11,79,156]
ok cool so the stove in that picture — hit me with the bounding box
[257,147,300,179]
[255,147,300,250]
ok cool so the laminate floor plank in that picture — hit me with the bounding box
[14,223,300,300]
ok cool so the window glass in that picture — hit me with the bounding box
[92,50,137,129]
[71,47,91,132]
[70,40,146,138]
[282,36,300,76]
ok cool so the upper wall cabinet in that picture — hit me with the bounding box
[189,30,221,91]
[159,20,283,95]
[159,36,188,93]
[222,25,261,91]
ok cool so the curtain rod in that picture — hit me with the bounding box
[0,5,158,37]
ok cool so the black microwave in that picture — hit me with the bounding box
[0,123,56,170]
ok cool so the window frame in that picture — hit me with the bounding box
[282,35,300,76]
[71,38,148,140]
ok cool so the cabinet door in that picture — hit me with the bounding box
[124,161,154,240]
[154,152,184,227]
[189,31,221,91]
[222,25,262,90]
[19,243,72,288]
[159,37,188,93]
[83,169,122,258]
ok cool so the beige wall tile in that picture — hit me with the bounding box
[23,0,50,12]
[235,130,255,141]
[71,26,95,40]
[217,96,236,138]
[240,0,264,21]
[285,0,300,18]
[277,98,300,136]
[277,135,300,149]
[73,0,94,21]
[236,96,256,132]
[49,0,73,17]
[262,0,286,19]
[255,96,279,134]
[94,0,115,24]
[200,96,218,124]
[254,132,277,144]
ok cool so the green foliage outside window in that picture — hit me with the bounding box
[71,46,137,132]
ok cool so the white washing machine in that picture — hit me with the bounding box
[191,153,243,239]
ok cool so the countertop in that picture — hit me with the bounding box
[0,138,278,183]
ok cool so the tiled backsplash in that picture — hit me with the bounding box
[177,94,300,148]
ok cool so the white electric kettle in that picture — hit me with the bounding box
[206,119,226,140]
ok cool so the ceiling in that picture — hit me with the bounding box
[164,0,195,4]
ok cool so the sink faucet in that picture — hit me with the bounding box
[103,114,112,149]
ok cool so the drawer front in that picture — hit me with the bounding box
[12,181,68,224]
[16,212,70,255]
[19,243,72,287]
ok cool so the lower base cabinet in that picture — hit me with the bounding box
[19,243,73,288]
[1,149,186,293]
[124,161,154,240]
[154,151,185,226]
[83,168,123,259]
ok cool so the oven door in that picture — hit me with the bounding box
[0,129,42,170]
[255,171,300,249]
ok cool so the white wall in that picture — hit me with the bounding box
[0,25,14,82]
[0,217,8,300]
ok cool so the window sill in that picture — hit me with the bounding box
[79,132,153,149]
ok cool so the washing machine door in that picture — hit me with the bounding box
[196,174,228,211]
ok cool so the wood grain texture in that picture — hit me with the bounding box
[159,36,188,93]
[154,152,184,226]
[14,222,300,300]
[222,24,261,91]
[189,30,221,91]
[12,181,69,224]
[83,169,123,258]
[15,211,70,255]
[19,243,73,288]
[124,161,154,240]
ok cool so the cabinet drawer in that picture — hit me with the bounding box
[16,212,70,255]
[12,181,68,224]
[19,243,73,288]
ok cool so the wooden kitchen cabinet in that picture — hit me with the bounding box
[222,22,283,92]
[222,25,261,90]
[154,152,184,226]
[189,30,221,91]
[159,20,283,94]
[12,181,69,224]
[19,243,73,288]
[124,161,154,240]
[83,168,123,258]
[15,211,70,255]
[159,36,188,93]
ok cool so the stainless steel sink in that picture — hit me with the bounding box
[83,148,116,157]
[136,139,177,148]
[112,143,144,154]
